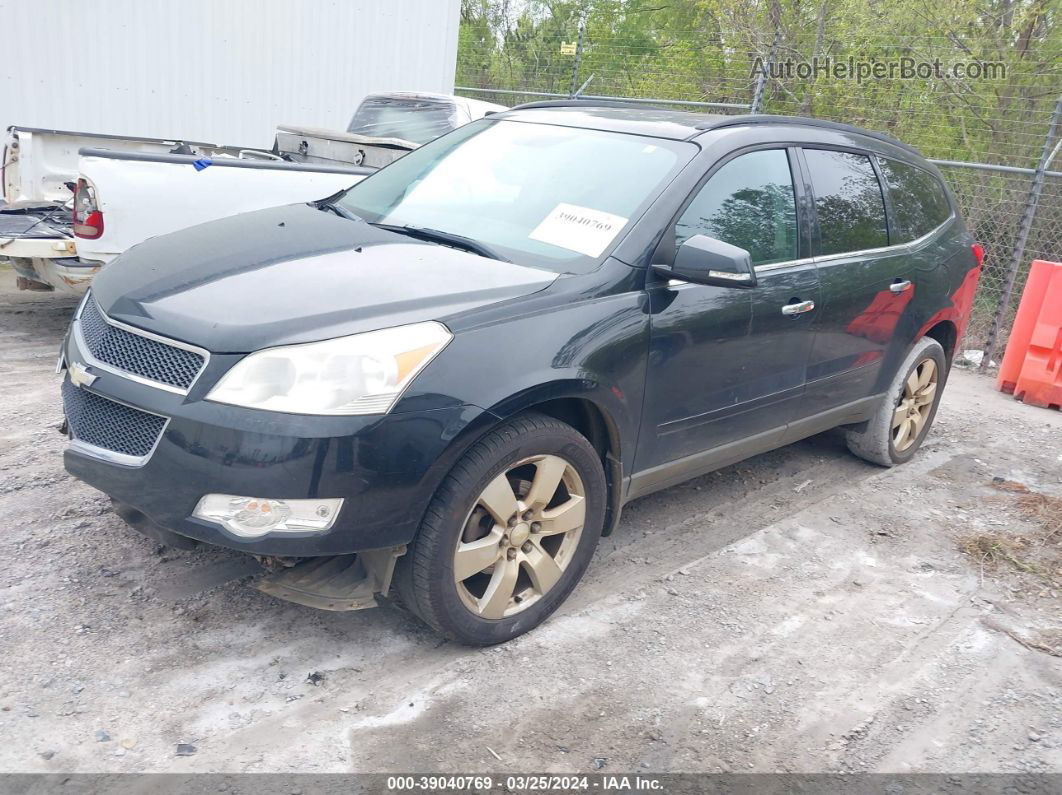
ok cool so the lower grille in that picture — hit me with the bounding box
[61,379,167,460]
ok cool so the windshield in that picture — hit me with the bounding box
[336,119,695,273]
[347,97,457,144]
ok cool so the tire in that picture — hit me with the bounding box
[846,337,947,467]
[396,412,606,645]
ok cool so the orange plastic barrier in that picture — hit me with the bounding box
[997,259,1062,410]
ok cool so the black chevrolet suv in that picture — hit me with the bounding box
[59,103,982,644]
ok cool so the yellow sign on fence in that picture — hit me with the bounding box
[560,42,577,55]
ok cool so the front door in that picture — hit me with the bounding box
[634,148,818,492]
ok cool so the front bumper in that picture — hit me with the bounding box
[59,326,485,556]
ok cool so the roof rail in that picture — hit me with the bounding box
[506,99,662,112]
[501,102,920,155]
[693,114,918,153]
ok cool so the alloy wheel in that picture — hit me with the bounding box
[892,357,938,452]
[453,454,586,619]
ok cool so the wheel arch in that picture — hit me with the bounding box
[487,386,626,537]
[410,383,627,543]
[922,319,958,364]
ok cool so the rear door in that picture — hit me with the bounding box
[799,147,914,416]
[635,147,818,486]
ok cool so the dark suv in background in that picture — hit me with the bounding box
[59,103,983,644]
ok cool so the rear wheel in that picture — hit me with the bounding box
[398,412,605,645]
[846,337,946,467]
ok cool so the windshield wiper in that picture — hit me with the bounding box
[371,223,509,262]
[316,199,363,222]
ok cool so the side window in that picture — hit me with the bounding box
[877,157,952,242]
[803,149,889,256]
[675,149,797,267]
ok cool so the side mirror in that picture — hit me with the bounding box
[653,234,757,288]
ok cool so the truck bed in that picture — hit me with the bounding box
[3,125,248,207]
[2,117,411,292]
[275,125,415,169]
[0,204,72,240]
[71,148,372,268]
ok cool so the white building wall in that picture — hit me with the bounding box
[0,0,461,147]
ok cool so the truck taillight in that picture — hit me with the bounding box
[72,178,104,239]
[972,243,985,268]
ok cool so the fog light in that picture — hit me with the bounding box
[193,494,343,538]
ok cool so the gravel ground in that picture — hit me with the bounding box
[0,270,1059,775]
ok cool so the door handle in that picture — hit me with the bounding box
[890,279,912,294]
[781,299,815,316]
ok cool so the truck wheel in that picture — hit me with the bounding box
[398,412,605,645]
[846,337,947,467]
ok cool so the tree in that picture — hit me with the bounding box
[456,0,1061,167]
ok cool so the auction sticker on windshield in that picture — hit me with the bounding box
[529,203,628,257]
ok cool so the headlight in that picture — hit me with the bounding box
[206,321,452,415]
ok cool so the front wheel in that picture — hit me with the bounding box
[397,412,606,645]
[846,336,947,467]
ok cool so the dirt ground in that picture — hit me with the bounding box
[0,269,1059,775]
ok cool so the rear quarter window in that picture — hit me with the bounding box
[877,157,952,242]
[804,149,889,256]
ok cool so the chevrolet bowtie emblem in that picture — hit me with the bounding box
[69,362,98,389]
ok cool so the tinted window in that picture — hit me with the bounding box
[878,157,951,242]
[804,149,888,256]
[676,149,797,267]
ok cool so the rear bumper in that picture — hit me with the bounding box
[6,251,101,293]
[0,236,76,259]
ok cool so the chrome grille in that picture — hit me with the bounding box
[62,379,166,459]
[79,295,205,390]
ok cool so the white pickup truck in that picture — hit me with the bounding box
[1,127,189,290]
[1,127,374,291]
[2,92,504,292]
[72,148,374,272]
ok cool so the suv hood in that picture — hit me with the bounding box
[91,204,557,352]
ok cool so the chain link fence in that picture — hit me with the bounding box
[938,165,1062,349]
[456,14,1062,362]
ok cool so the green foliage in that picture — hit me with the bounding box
[456,0,1061,166]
